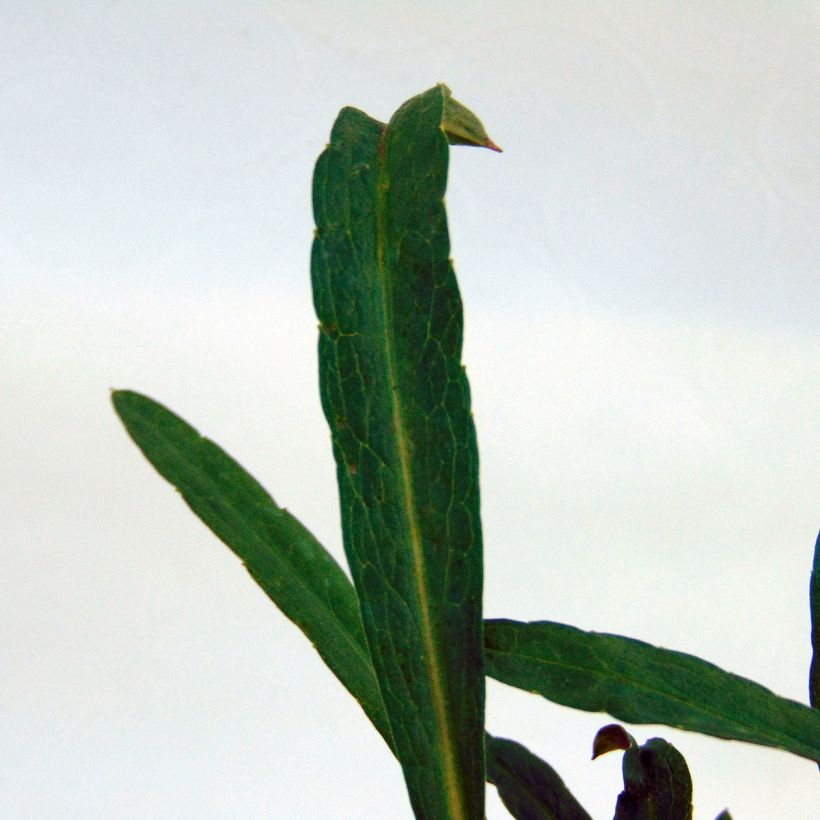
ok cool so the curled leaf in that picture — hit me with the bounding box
[592,723,634,760]
[439,83,502,151]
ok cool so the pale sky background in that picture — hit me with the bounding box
[2,3,819,818]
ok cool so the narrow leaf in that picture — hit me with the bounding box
[485,619,820,763]
[110,389,393,747]
[810,530,819,710]
[613,736,693,820]
[312,85,497,819]
[714,811,732,820]
[486,734,592,820]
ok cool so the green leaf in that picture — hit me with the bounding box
[311,85,497,819]
[484,619,820,763]
[714,811,732,820]
[486,734,592,820]
[612,736,693,820]
[114,391,593,816]
[110,389,393,749]
[810,530,819,710]
[440,83,503,151]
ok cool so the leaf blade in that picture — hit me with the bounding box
[485,619,820,763]
[111,389,393,748]
[311,85,495,818]
[486,734,592,820]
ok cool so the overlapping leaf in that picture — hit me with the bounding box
[112,390,585,818]
[114,80,818,816]
[111,390,393,746]
[485,619,820,763]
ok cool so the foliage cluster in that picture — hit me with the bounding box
[113,86,820,818]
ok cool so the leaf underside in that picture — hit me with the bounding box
[485,619,820,763]
[311,84,494,819]
[112,85,820,818]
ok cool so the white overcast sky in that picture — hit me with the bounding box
[3,3,819,818]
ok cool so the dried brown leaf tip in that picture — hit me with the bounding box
[592,723,634,760]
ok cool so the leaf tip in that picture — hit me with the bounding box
[592,723,634,760]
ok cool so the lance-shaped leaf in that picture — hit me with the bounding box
[312,84,497,819]
[485,619,820,763]
[110,389,392,747]
[113,392,588,814]
[486,734,592,820]
[810,531,819,710]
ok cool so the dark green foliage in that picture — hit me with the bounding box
[112,393,583,807]
[613,737,692,820]
[112,85,818,818]
[485,619,820,762]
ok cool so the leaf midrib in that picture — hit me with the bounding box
[376,123,466,820]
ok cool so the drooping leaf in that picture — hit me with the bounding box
[810,530,819,710]
[312,84,498,819]
[485,619,820,763]
[486,734,592,820]
[110,389,393,747]
[611,735,693,820]
[441,84,502,151]
[113,392,591,816]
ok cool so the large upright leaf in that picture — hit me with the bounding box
[311,84,496,819]
[485,619,820,763]
[110,389,392,747]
